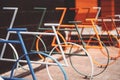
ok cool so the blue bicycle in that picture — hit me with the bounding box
[0,28,68,80]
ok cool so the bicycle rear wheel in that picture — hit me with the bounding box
[0,39,20,73]
[86,36,110,77]
[101,34,120,60]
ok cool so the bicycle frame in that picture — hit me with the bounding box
[53,7,103,49]
[0,28,37,80]
[50,7,67,47]
[30,7,47,50]
[1,24,68,66]
[32,7,67,48]
[0,7,48,62]
[0,23,69,79]
[0,7,18,59]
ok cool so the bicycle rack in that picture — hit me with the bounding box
[0,28,37,80]
[0,23,68,80]
[0,7,18,59]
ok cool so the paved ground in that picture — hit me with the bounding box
[1,46,120,80]
[22,57,120,80]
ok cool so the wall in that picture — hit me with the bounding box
[75,0,98,21]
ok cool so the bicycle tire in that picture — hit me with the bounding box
[101,33,120,60]
[0,38,21,70]
[68,26,110,76]
[35,35,47,60]
[86,36,110,77]
[10,51,68,80]
[87,33,119,66]
[49,42,94,79]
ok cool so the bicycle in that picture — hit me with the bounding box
[86,15,120,66]
[44,23,94,79]
[62,7,110,69]
[73,6,120,67]
[0,7,68,80]
[68,20,109,77]
[37,21,93,77]
[0,27,68,80]
[53,19,109,77]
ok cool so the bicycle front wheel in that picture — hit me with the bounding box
[10,51,68,80]
[49,42,94,79]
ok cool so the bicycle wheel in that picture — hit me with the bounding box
[10,51,68,80]
[35,35,47,60]
[0,38,20,71]
[49,42,94,79]
[100,33,120,60]
[87,32,120,66]
[86,36,110,76]
[0,38,18,59]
